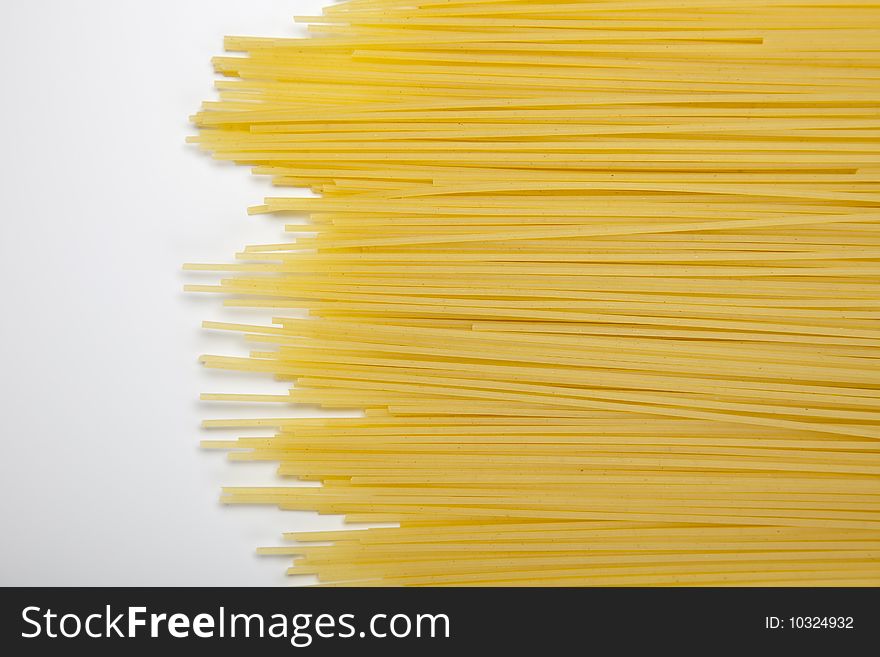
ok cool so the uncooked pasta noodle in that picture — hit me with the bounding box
[186,0,880,586]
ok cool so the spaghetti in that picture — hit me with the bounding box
[187,0,880,586]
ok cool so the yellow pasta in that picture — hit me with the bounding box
[187,0,880,586]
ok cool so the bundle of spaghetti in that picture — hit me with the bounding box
[186,0,880,586]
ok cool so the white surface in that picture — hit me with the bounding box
[0,0,342,586]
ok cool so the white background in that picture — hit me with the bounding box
[0,0,341,586]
